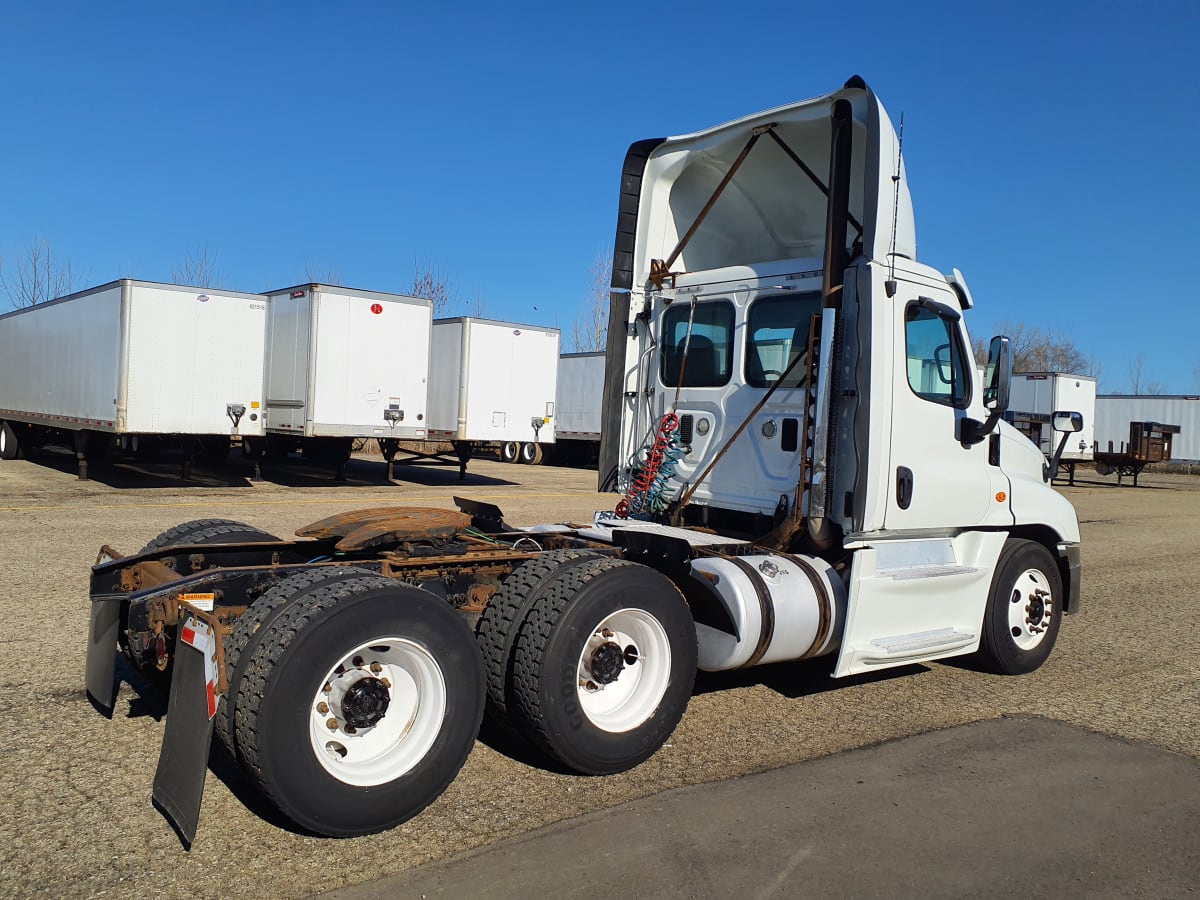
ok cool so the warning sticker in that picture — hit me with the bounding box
[179,592,216,612]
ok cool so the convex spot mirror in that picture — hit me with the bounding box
[983,335,1011,411]
[1053,411,1084,433]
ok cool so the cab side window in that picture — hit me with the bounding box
[660,300,734,387]
[904,302,971,408]
[745,292,821,388]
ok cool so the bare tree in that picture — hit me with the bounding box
[1127,355,1167,395]
[0,237,84,308]
[303,264,342,286]
[409,259,453,315]
[171,245,225,288]
[972,322,1097,380]
[569,249,611,352]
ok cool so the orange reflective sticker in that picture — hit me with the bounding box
[995,492,1007,502]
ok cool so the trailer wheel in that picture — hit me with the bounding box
[475,550,602,725]
[518,442,544,465]
[236,576,484,837]
[976,539,1063,675]
[215,566,377,756]
[500,441,519,464]
[511,558,696,775]
[139,519,281,554]
[0,422,18,461]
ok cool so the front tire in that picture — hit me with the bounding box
[235,577,484,837]
[977,539,1063,675]
[511,558,696,775]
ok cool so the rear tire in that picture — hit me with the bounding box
[140,519,281,554]
[511,558,696,775]
[236,577,485,837]
[475,550,602,725]
[518,442,544,465]
[976,539,1063,675]
[0,422,18,460]
[215,566,377,756]
[499,441,519,464]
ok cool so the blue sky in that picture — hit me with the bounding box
[2,2,1197,390]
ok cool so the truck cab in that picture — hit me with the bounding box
[600,76,1081,676]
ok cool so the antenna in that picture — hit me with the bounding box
[885,112,905,298]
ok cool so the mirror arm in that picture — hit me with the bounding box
[1043,430,1072,482]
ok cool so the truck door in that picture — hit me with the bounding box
[884,287,995,530]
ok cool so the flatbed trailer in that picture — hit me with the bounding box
[1093,420,1181,485]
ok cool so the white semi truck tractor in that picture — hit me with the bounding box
[85,76,1082,846]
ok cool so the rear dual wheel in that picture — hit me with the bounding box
[235,577,484,837]
[507,558,696,775]
[518,442,544,465]
[0,422,18,461]
[499,441,520,464]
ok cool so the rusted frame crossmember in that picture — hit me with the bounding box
[649,126,864,290]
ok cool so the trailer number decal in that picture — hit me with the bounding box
[178,592,216,612]
[370,303,383,315]
[180,616,219,720]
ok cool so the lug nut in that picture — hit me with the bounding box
[370,662,383,673]
[317,701,329,714]
[601,628,614,638]
[323,683,332,693]
[345,725,357,735]
[381,677,391,689]
[326,718,338,731]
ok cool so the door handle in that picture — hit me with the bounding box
[896,466,914,509]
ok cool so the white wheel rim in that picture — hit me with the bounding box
[308,637,446,786]
[575,608,671,733]
[1007,568,1054,651]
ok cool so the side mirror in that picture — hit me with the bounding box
[983,335,1011,412]
[1052,411,1083,433]
[933,343,953,384]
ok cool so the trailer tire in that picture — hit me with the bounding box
[976,539,1063,675]
[235,576,484,837]
[475,550,603,725]
[0,422,18,461]
[139,519,281,554]
[518,442,544,465]
[510,558,696,775]
[215,565,377,756]
[500,441,519,464]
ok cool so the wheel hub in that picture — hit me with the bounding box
[340,677,391,728]
[589,641,626,685]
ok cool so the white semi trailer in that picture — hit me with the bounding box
[424,317,560,468]
[86,77,1082,847]
[552,351,605,464]
[260,284,432,479]
[0,279,267,478]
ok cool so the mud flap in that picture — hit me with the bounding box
[85,596,122,715]
[152,618,218,849]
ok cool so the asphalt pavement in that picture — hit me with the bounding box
[327,716,1200,899]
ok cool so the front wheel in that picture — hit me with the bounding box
[976,539,1063,675]
[511,558,696,775]
[235,578,484,836]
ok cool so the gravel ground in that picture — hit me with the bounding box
[0,451,1196,898]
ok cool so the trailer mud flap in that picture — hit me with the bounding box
[152,617,218,849]
[85,596,122,715]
